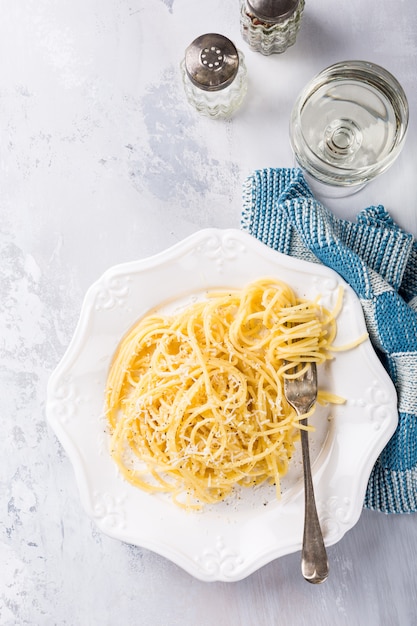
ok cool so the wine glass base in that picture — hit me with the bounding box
[300,166,367,199]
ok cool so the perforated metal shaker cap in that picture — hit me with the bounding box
[246,0,300,22]
[184,33,240,92]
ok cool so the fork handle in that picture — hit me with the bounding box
[300,424,329,584]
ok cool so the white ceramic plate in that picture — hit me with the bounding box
[46,229,398,581]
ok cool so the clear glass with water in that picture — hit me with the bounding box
[290,61,409,196]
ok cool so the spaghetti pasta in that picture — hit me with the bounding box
[105,278,363,510]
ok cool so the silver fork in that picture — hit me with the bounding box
[284,362,329,584]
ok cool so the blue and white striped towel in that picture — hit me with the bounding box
[241,167,417,514]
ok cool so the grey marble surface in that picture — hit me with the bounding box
[1,1,417,624]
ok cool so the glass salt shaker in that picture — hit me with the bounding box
[180,33,247,119]
[240,0,305,55]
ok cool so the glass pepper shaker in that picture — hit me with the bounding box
[180,33,247,119]
[240,0,305,55]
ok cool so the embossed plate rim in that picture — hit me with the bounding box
[46,228,398,581]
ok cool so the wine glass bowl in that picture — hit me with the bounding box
[289,61,409,197]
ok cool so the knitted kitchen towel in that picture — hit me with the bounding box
[241,167,417,514]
